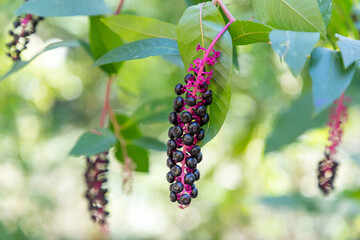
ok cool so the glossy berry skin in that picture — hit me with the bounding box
[168,112,177,124]
[196,105,206,117]
[184,74,195,83]
[186,157,197,169]
[171,181,184,193]
[168,127,174,139]
[173,97,184,112]
[193,168,200,180]
[167,149,173,158]
[204,97,212,105]
[185,97,196,107]
[180,111,192,123]
[202,90,213,99]
[190,146,201,156]
[166,158,175,168]
[190,187,198,198]
[170,165,182,177]
[185,173,196,185]
[166,172,175,183]
[197,129,205,141]
[196,153,203,163]
[179,194,191,205]
[200,113,210,126]
[182,134,194,146]
[188,122,200,135]
[170,192,177,202]
[167,139,177,151]
[172,151,184,162]
[172,125,183,138]
[175,84,184,95]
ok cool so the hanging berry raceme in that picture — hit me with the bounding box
[166,44,220,209]
[6,5,44,61]
[317,93,348,195]
[84,151,109,226]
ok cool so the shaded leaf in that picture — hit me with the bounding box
[115,143,149,173]
[92,38,179,67]
[132,136,167,151]
[265,92,328,152]
[1,40,86,81]
[15,0,111,17]
[229,20,273,45]
[102,15,177,42]
[310,47,356,114]
[69,128,117,157]
[177,2,233,146]
[252,0,327,39]
[270,30,320,76]
[336,34,360,69]
[89,16,124,75]
[317,0,332,27]
[186,0,211,6]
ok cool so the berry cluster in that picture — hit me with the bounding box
[166,44,220,208]
[84,152,109,226]
[6,12,44,61]
[317,154,339,195]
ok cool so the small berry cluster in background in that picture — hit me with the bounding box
[166,44,220,208]
[6,6,44,61]
[318,94,348,195]
[84,152,109,226]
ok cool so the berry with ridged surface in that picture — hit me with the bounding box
[186,157,197,169]
[179,194,191,205]
[172,150,184,162]
[191,187,198,198]
[167,139,177,151]
[190,146,201,157]
[185,173,196,185]
[188,122,200,135]
[171,125,183,138]
[171,181,184,193]
[170,165,182,177]
[195,105,206,117]
[197,129,205,141]
[193,169,200,180]
[168,112,177,124]
[173,97,184,112]
[170,192,177,202]
[182,134,194,146]
[166,172,175,183]
[180,111,192,123]
[175,84,184,95]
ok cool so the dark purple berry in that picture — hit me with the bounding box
[185,173,196,185]
[175,84,184,95]
[202,82,208,90]
[197,129,205,140]
[168,127,174,139]
[180,111,192,123]
[186,157,197,169]
[172,125,183,138]
[172,150,184,162]
[179,194,191,205]
[202,90,212,99]
[173,97,184,112]
[204,96,212,105]
[167,139,177,151]
[196,153,203,163]
[169,112,177,124]
[200,113,210,126]
[185,97,196,107]
[166,158,175,168]
[166,172,175,183]
[193,169,200,180]
[190,187,198,198]
[195,105,206,117]
[171,181,184,193]
[167,149,173,158]
[170,192,177,202]
[190,146,201,156]
[170,165,182,177]
[182,134,194,146]
[188,122,200,135]
[184,74,195,83]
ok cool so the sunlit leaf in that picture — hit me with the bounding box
[229,20,273,45]
[132,136,167,151]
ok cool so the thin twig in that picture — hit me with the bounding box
[114,0,125,15]
[213,0,236,22]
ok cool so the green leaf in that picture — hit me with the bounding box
[336,34,360,69]
[0,40,86,81]
[310,47,356,114]
[317,0,332,27]
[269,30,320,76]
[69,128,117,157]
[132,136,167,151]
[265,92,328,152]
[102,15,177,42]
[177,2,233,146]
[109,114,142,140]
[89,16,124,75]
[260,194,318,211]
[228,20,273,45]
[15,0,111,17]
[92,38,180,68]
[252,0,327,39]
[115,143,149,173]
[186,0,211,6]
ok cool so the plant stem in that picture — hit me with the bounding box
[213,0,236,22]
[114,0,125,15]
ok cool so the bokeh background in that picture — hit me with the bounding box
[1,0,360,239]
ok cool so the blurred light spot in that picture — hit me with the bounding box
[16,114,40,139]
[245,139,264,164]
[17,76,41,100]
[278,72,302,96]
[60,76,83,100]
[21,35,44,59]
[128,203,165,234]
[213,163,242,190]
[40,38,68,69]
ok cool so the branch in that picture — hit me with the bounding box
[114,0,125,15]
[213,0,236,22]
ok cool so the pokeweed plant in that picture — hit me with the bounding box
[1,0,360,233]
